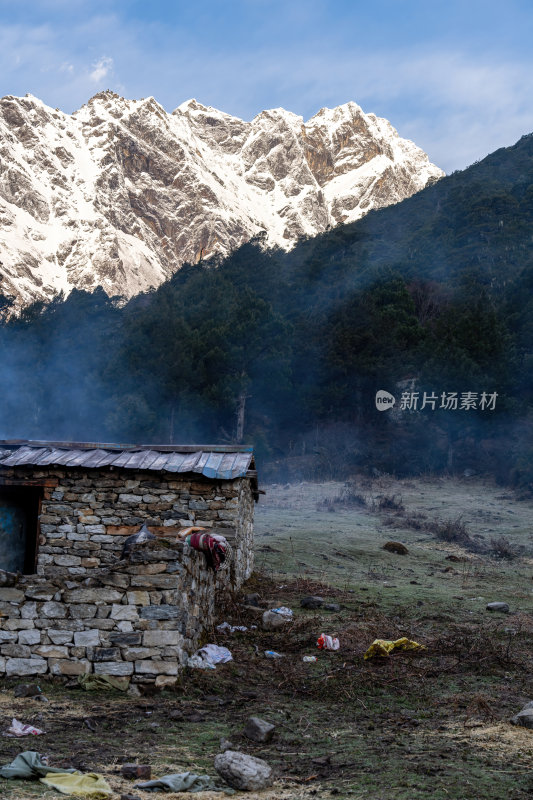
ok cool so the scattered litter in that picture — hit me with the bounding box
[40,770,113,797]
[187,644,233,669]
[216,622,249,633]
[302,655,317,662]
[364,637,426,660]
[271,606,293,619]
[0,750,112,797]
[4,719,44,737]
[78,674,130,692]
[264,650,283,659]
[134,771,235,793]
[0,751,75,779]
[185,530,232,573]
[122,764,151,779]
[317,633,340,651]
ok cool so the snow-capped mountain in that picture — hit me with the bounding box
[0,91,444,306]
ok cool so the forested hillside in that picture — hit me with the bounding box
[1,133,533,487]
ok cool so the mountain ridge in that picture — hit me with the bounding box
[0,91,443,306]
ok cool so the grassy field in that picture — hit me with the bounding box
[1,474,532,799]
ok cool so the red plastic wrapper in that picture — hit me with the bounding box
[317,633,340,650]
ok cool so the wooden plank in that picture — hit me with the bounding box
[0,478,59,487]
[106,525,184,537]
[106,524,236,538]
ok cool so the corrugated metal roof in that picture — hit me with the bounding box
[0,441,255,481]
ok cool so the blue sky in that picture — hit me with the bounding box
[1,0,533,172]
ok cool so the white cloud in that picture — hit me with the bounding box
[89,56,113,83]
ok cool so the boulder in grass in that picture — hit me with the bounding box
[510,701,533,729]
[262,610,289,631]
[486,602,510,613]
[243,716,275,743]
[214,750,273,791]
[300,596,324,609]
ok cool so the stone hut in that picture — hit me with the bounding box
[0,440,258,683]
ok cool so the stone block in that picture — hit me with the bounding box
[0,631,17,643]
[54,555,82,567]
[126,591,150,606]
[109,632,142,646]
[99,573,130,589]
[135,660,179,675]
[18,629,41,646]
[20,603,38,619]
[70,605,98,619]
[81,558,100,568]
[48,659,91,676]
[74,629,101,646]
[143,630,183,647]
[140,605,183,620]
[48,629,74,645]
[2,644,31,658]
[41,601,67,619]
[94,661,133,676]
[155,675,178,688]
[130,575,177,589]
[35,645,69,658]
[110,605,139,621]
[121,647,161,661]
[118,494,142,504]
[126,563,168,575]
[88,647,121,662]
[64,588,123,604]
[0,588,24,602]
[85,525,106,535]
[116,621,134,633]
[4,619,35,630]
[6,658,47,676]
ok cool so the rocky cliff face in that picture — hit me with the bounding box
[0,92,444,306]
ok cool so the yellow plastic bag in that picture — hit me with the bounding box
[40,771,112,797]
[364,636,426,660]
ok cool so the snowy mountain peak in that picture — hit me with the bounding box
[0,93,444,307]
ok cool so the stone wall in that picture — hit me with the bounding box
[0,466,255,681]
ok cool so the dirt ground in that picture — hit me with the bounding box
[1,475,533,799]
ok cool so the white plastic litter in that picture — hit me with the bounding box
[4,718,44,737]
[216,622,248,633]
[264,650,283,659]
[271,606,293,619]
[187,644,233,669]
[200,644,233,664]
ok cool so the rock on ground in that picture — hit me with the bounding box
[510,701,533,728]
[486,602,510,613]
[300,596,324,609]
[262,610,290,631]
[214,750,273,791]
[383,541,409,555]
[243,716,275,743]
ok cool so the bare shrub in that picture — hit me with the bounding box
[426,515,470,544]
[317,479,369,511]
[376,494,405,512]
[489,536,523,560]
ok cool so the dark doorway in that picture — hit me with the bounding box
[0,486,41,574]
